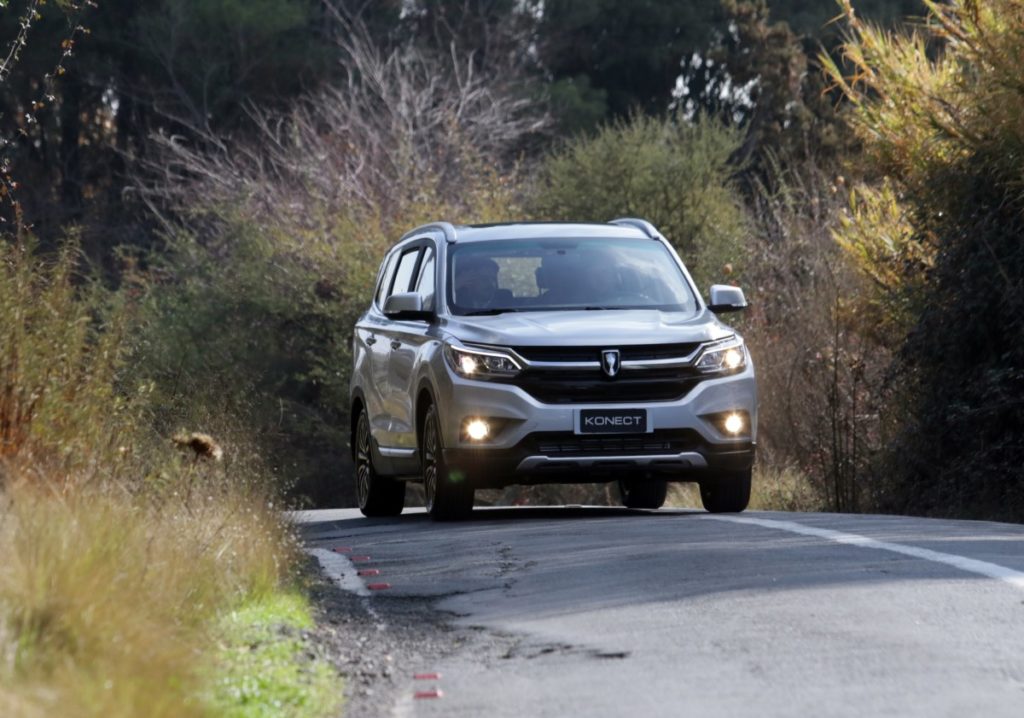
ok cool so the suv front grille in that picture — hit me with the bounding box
[505,368,703,404]
[527,429,703,457]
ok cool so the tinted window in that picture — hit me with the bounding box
[447,238,698,315]
[374,252,399,307]
[389,248,421,298]
[415,248,436,311]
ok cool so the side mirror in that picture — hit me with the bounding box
[383,292,433,321]
[708,284,748,314]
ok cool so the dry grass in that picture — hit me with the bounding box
[0,238,325,716]
[666,464,824,513]
[0,471,296,718]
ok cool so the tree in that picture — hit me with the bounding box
[826,0,1024,518]
[0,0,336,251]
[539,0,725,133]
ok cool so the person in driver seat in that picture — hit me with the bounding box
[536,250,619,307]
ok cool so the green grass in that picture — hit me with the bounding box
[208,592,342,718]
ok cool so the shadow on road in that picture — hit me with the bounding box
[295,505,702,535]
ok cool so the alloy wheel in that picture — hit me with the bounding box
[422,412,439,512]
[356,413,372,509]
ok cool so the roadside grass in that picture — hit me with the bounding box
[0,474,341,718]
[0,477,320,718]
[666,464,824,512]
[208,592,340,718]
[748,464,825,512]
[0,241,338,718]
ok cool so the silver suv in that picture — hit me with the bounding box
[350,219,756,519]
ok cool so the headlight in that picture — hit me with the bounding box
[444,343,521,379]
[694,338,746,374]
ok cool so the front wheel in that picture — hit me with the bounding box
[354,410,405,517]
[699,469,751,513]
[618,477,668,509]
[421,404,474,520]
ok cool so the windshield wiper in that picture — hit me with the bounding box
[461,308,525,316]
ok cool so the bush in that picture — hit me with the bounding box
[0,238,311,717]
[741,160,891,512]
[0,238,137,479]
[134,30,538,507]
[825,0,1024,519]
[528,113,748,289]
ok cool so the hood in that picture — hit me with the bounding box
[441,309,733,348]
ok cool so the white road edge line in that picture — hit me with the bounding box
[307,548,388,630]
[703,515,1024,592]
[309,548,370,596]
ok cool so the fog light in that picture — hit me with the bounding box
[464,419,490,441]
[723,413,744,435]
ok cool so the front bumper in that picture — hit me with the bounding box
[444,438,754,489]
[433,360,757,487]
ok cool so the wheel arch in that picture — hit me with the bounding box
[415,381,436,449]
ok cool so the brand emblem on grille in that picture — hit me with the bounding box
[601,349,621,378]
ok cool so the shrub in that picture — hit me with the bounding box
[741,160,891,512]
[0,237,139,480]
[0,237,305,717]
[133,29,538,507]
[824,0,1024,518]
[528,113,748,290]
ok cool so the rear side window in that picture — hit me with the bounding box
[390,248,421,298]
[374,252,399,308]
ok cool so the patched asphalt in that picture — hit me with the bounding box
[297,507,1024,717]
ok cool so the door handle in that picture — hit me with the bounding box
[365,335,377,346]
[390,340,402,350]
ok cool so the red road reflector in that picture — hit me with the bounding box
[351,555,371,562]
[413,673,441,681]
[414,689,444,700]
[367,582,391,590]
[332,546,352,553]
[357,569,381,577]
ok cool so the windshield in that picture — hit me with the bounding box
[446,238,699,316]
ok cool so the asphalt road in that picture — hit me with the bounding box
[295,507,1024,717]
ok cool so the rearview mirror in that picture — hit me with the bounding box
[708,285,748,314]
[383,292,433,321]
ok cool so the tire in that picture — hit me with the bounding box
[354,410,406,517]
[699,468,752,513]
[421,404,474,520]
[618,476,668,509]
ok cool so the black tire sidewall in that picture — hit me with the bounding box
[422,404,472,520]
[619,477,668,509]
[355,409,405,517]
[700,469,752,513]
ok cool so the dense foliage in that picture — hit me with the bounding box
[826,0,1024,518]
[29,3,1024,715]
[3,0,1023,522]
[530,113,747,289]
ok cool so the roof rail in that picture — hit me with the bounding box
[609,217,659,239]
[399,221,458,243]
